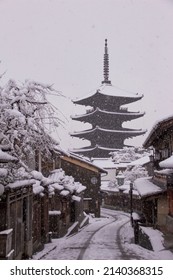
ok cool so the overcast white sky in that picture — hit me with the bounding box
[0,0,173,150]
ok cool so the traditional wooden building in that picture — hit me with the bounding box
[58,153,107,217]
[0,180,33,259]
[143,115,173,233]
[71,39,146,158]
[0,148,50,259]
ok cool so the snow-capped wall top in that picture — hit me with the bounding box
[48,168,86,197]
[7,179,35,189]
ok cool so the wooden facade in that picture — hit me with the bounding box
[49,191,71,238]
[59,154,107,217]
[143,115,173,233]
[0,146,90,259]
[32,191,49,254]
[0,183,33,259]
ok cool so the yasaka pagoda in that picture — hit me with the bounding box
[70,39,146,158]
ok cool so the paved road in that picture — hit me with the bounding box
[77,209,143,260]
[40,208,144,260]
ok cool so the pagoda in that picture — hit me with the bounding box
[70,39,146,158]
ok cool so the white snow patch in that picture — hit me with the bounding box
[128,156,150,166]
[31,170,43,181]
[7,179,35,189]
[159,155,173,169]
[0,168,8,177]
[140,226,165,252]
[60,190,70,197]
[0,149,18,162]
[0,228,13,235]
[72,195,81,202]
[49,210,61,216]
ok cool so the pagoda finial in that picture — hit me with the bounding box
[102,39,111,85]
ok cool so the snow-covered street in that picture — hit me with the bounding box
[33,208,173,260]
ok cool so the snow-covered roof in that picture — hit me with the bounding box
[62,152,107,173]
[134,177,164,197]
[53,145,69,156]
[73,84,143,102]
[114,162,129,169]
[143,114,173,147]
[71,146,119,153]
[71,126,146,136]
[159,155,173,169]
[155,168,173,175]
[127,156,151,167]
[101,181,119,193]
[71,106,145,119]
[92,158,116,169]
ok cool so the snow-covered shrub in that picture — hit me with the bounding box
[111,147,150,163]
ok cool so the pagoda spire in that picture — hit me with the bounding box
[102,39,111,85]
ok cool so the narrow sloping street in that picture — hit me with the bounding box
[33,209,173,260]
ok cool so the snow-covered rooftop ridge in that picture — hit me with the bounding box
[133,177,164,197]
[53,145,69,156]
[71,145,120,153]
[159,155,173,169]
[71,107,145,119]
[72,126,146,135]
[64,151,107,173]
[73,83,143,102]
[143,113,173,146]
[92,158,116,169]
[101,181,119,192]
[127,155,151,167]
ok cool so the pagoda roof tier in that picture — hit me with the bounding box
[73,84,143,109]
[71,126,146,140]
[70,145,120,158]
[71,107,145,124]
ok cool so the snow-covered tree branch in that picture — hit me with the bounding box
[0,79,63,170]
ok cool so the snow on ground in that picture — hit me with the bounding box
[33,209,173,260]
[120,220,173,260]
